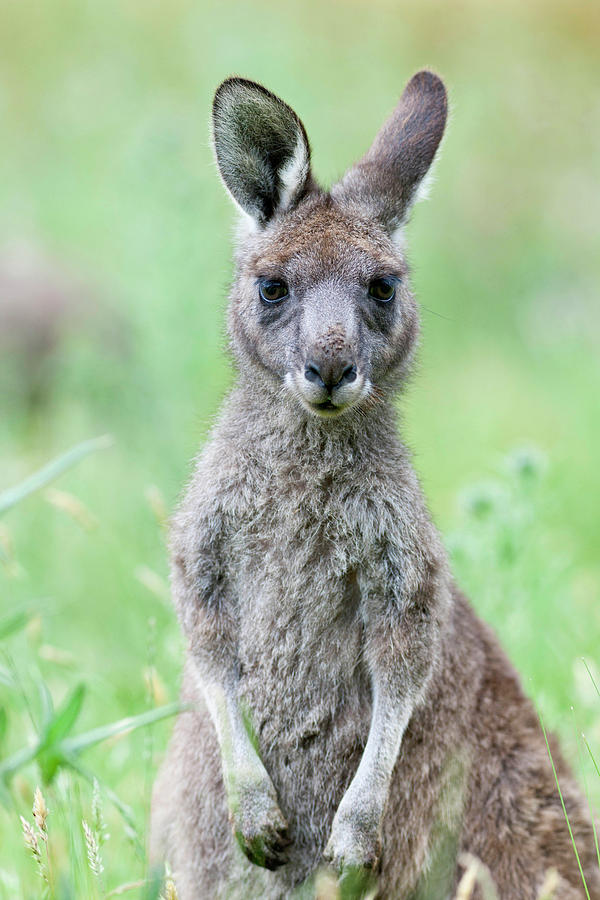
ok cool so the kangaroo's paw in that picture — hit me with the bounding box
[229,774,291,870]
[324,799,382,874]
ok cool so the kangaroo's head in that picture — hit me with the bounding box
[212,71,447,419]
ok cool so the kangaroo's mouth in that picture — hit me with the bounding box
[285,369,370,419]
[313,399,337,412]
[307,398,350,418]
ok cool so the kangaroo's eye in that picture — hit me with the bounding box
[259,280,289,304]
[368,278,396,303]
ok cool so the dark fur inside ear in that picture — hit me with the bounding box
[333,71,448,232]
[212,78,311,225]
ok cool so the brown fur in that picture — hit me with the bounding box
[151,72,599,899]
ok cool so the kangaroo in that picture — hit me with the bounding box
[151,72,600,899]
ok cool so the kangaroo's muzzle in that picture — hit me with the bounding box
[287,349,366,417]
[304,358,357,391]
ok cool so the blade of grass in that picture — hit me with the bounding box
[0,701,183,787]
[0,435,113,516]
[60,701,184,755]
[0,741,40,782]
[41,684,85,748]
[570,708,600,874]
[581,659,600,702]
[582,734,600,780]
[0,665,15,688]
[1,649,39,730]
[36,678,55,733]
[39,683,86,782]
[0,611,29,641]
[538,711,591,899]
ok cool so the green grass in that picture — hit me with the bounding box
[0,0,599,895]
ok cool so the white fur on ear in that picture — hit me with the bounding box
[392,171,435,243]
[390,151,442,245]
[278,134,311,212]
[390,225,408,250]
[233,211,260,244]
[413,168,435,205]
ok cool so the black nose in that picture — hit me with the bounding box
[304,359,357,391]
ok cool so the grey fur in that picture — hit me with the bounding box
[332,70,448,231]
[151,72,600,899]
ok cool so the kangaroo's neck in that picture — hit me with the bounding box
[228,379,407,475]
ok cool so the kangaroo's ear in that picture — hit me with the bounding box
[212,77,312,227]
[333,71,448,235]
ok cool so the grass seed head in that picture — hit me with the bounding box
[32,786,48,835]
[82,819,104,878]
[162,878,179,900]
[20,815,47,883]
[92,778,110,846]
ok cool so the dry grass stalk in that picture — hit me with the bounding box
[134,565,171,605]
[457,853,499,900]
[0,522,19,577]
[455,856,479,900]
[44,487,98,531]
[106,880,147,897]
[143,666,168,706]
[145,484,168,529]
[537,868,560,899]
[314,867,339,899]
[161,877,179,900]
[313,868,378,900]
[38,644,76,666]
[25,613,42,644]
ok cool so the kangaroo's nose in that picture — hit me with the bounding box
[304,359,357,391]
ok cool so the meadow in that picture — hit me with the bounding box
[1,0,599,896]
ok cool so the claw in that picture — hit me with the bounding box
[234,816,291,869]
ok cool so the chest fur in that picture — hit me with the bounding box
[225,470,374,734]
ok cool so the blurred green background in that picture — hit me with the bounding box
[1,0,599,895]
